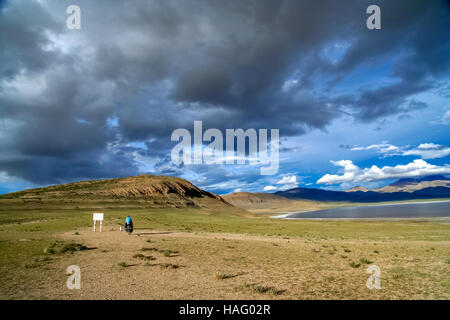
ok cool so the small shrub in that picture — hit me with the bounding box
[60,243,88,254]
[43,247,56,254]
[373,250,379,254]
[162,249,178,257]
[133,253,156,261]
[118,262,127,267]
[349,262,360,268]
[344,249,351,253]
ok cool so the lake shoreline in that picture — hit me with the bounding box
[271,199,450,220]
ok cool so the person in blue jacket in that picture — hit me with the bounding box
[124,216,133,234]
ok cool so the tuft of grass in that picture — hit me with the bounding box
[140,247,158,252]
[244,283,283,295]
[215,272,234,280]
[161,263,179,269]
[344,248,351,253]
[162,249,178,257]
[74,232,80,235]
[373,250,379,254]
[24,263,39,269]
[349,262,361,268]
[118,262,127,267]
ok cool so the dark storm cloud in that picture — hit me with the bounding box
[0,0,449,185]
[0,0,62,79]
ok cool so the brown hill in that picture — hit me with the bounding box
[222,192,321,213]
[345,186,369,192]
[0,175,236,211]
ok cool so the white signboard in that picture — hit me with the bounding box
[93,213,104,221]
[93,213,104,232]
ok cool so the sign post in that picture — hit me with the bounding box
[93,213,104,232]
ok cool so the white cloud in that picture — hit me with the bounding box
[317,159,450,185]
[350,143,404,157]
[351,142,450,159]
[276,175,299,190]
[263,185,277,191]
[277,175,297,184]
[402,143,450,159]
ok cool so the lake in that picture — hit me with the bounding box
[284,201,450,219]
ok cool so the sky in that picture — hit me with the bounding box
[0,0,449,195]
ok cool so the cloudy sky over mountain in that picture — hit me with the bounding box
[0,0,449,194]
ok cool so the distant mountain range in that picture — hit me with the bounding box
[346,175,450,193]
[221,175,450,212]
[275,175,450,202]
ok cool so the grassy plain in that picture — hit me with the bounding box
[0,206,449,299]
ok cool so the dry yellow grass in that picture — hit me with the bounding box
[1,225,448,300]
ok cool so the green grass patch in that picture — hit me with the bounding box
[359,258,373,265]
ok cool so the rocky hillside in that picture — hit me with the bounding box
[0,175,234,210]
